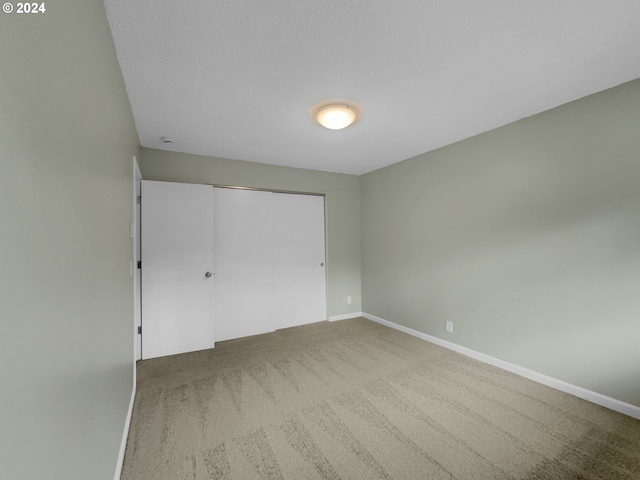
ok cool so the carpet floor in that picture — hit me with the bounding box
[121,318,640,479]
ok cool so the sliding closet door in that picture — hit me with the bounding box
[141,181,214,359]
[273,193,327,329]
[213,188,276,341]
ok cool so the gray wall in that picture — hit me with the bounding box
[139,148,362,318]
[0,2,139,479]
[361,79,640,407]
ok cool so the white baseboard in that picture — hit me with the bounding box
[113,382,136,480]
[329,312,363,322]
[362,312,640,420]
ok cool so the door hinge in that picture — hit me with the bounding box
[137,195,141,205]
[138,326,142,335]
[137,261,141,269]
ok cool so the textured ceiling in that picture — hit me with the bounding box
[104,0,640,175]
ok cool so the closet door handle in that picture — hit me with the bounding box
[205,272,212,278]
[320,263,324,267]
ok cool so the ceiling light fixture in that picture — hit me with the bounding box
[314,104,358,130]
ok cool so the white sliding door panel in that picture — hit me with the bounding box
[273,193,327,329]
[213,188,276,342]
[141,181,214,359]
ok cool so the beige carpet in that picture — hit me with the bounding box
[121,318,640,479]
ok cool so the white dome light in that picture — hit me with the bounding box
[315,104,358,130]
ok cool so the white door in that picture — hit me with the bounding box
[141,180,214,359]
[213,188,276,341]
[273,193,327,329]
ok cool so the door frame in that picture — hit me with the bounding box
[133,157,142,361]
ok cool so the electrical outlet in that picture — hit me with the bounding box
[347,296,352,305]
[445,321,454,333]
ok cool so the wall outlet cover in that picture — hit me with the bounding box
[445,321,454,333]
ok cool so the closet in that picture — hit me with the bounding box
[140,180,326,359]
